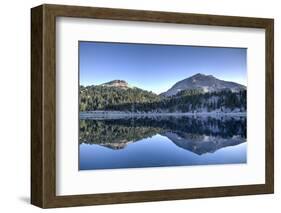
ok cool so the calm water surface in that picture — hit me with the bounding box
[79,116,247,170]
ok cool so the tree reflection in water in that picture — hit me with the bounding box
[79,116,246,155]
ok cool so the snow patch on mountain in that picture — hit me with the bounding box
[162,73,246,97]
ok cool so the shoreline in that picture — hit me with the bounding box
[80,111,246,119]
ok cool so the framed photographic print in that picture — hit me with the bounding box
[31,4,274,208]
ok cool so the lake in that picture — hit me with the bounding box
[79,115,247,170]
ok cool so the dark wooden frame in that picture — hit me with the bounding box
[31,4,274,208]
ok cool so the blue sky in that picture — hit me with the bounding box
[79,41,247,94]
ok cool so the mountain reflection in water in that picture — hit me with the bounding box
[79,116,247,170]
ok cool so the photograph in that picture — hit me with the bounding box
[78,41,247,170]
[30,4,274,208]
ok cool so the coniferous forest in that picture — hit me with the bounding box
[80,84,246,113]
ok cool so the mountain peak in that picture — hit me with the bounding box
[191,73,214,79]
[192,73,206,77]
[104,79,128,84]
[101,80,132,89]
[162,74,246,97]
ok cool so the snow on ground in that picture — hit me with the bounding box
[80,110,246,120]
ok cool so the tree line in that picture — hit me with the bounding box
[80,85,246,113]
